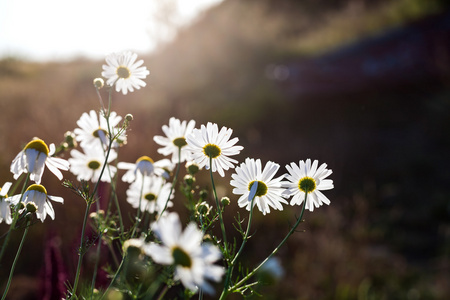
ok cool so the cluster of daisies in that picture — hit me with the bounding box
[0,51,334,296]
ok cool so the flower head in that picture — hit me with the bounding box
[68,146,117,183]
[230,158,287,215]
[283,159,334,211]
[144,213,224,294]
[74,110,126,149]
[126,175,173,214]
[8,184,64,222]
[102,51,150,95]
[153,117,196,163]
[186,122,243,177]
[10,138,70,184]
[0,182,13,224]
[117,157,174,183]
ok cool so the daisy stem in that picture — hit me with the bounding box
[0,174,29,264]
[130,177,146,238]
[160,147,182,217]
[1,219,31,300]
[225,192,308,297]
[100,256,125,300]
[220,193,256,298]
[90,232,103,299]
[71,200,93,298]
[208,156,228,254]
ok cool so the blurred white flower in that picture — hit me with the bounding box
[102,51,150,95]
[10,138,70,184]
[230,158,287,215]
[186,122,243,177]
[153,117,196,163]
[126,175,173,214]
[117,157,174,183]
[283,159,334,211]
[144,212,224,294]
[8,184,63,222]
[0,182,13,224]
[74,110,125,149]
[68,146,117,183]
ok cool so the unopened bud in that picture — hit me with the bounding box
[185,161,200,175]
[196,201,210,215]
[199,190,208,200]
[125,114,133,122]
[93,78,104,89]
[221,196,230,206]
[184,174,195,186]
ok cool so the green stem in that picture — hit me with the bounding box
[90,232,103,299]
[71,201,93,298]
[1,219,31,300]
[220,191,256,299]
[224,192,308,298]
[209,156,228,252]
[159,147,182,217]
[130,177,146,239]
[100,258,124,299]
[0,174,30,264]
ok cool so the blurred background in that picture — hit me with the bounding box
[1,0,449,299]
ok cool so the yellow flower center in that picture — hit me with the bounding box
[88,160,101,170]
[298,177,316,193]
[172,137,187,148]
[116,66,131,79]
[24,139,49,156]
[248,180,268,197]
[172,246,192,268]
[26,184,47,195]
[136,156,154,164]
[203,143,221,158]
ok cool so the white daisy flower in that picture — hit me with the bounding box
[101,51,150,95]
[8,184,64,222]
[74,110,125,149]
[117,157,174,183]
[283,159,334,212]
[68,146,117,183]
[230,158,287,215]
[126,175,173,214]
[10,138,70,184]
[0,182,13,224]
[144,212,224,295]
[153,117,196,163]
[186,122,243,177]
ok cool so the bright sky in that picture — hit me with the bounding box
[0,0,222,61]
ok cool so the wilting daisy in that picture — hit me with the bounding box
[126,175,173,214]
[68,146,117,183]
[10,138,70,184]
[8,184,64,222]
[74,110,126,149]
[118,157,174,183]
[0,182,13,224]
[102,51,150,95]
[144,213,224,294]
[283,159,334,212]
[153,117,196,163]
[230,158,287,215]
[186,122,243,177]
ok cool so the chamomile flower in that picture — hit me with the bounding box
[8,184,64,222]
[0,182,13,224]
[102,51,150,95]
[230,158,287,215]
[126,175,173,214]
[74,110,126,149]
[117,157,174,183]
[186,122,243,177]
[10,138,70,184]
[153,117,196,163]
[283,159,334,211]
[68,146,117,183]
[144,213,224,294]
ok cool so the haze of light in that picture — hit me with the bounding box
[0,0,222,62]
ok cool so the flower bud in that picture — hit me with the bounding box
[199,190,208,200]
[93,78,104,89]
[221,196,230,206]
[125,114,133,122]
[184,174,195,186]
[196,201,210,216]
[185,161,200,175]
